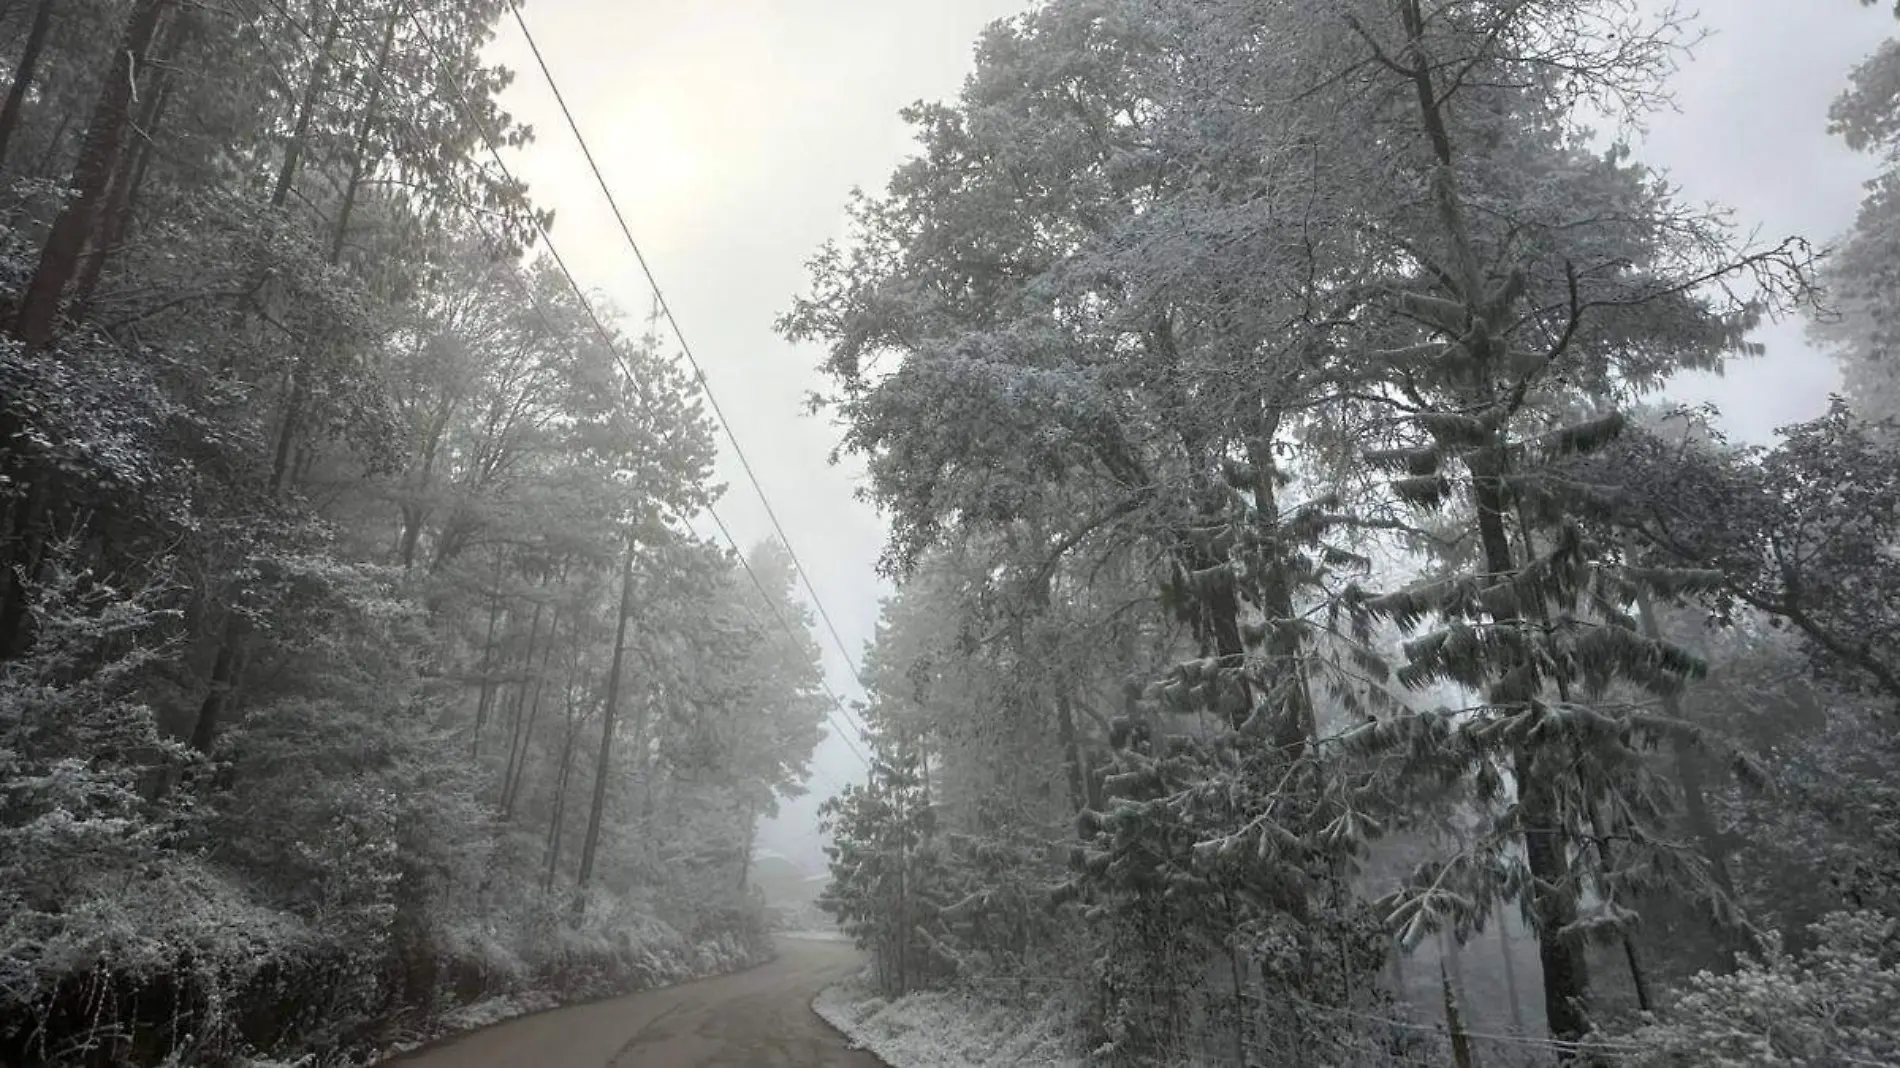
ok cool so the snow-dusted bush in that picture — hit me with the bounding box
[1601,910,1900,1067]
[0,557,312,1063]
[0,543,778,1065]
[813,975,1088,1068]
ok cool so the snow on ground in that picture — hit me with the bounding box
[361,990,565,1063]
[812,974,1085,1068]
[346,937,773,1064]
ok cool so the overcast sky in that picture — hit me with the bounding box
[488,1,1890,871]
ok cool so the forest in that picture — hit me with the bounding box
[795,0,1900,1065]
[0,0,834,1064]
[5,0,1900,1066]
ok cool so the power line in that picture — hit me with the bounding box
[504,1,880,741]
[403,10,871,773]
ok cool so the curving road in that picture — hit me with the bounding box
[385,937,882,1068]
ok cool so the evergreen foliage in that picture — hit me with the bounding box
[0,2,827,1062]
[797,0,1895,1063]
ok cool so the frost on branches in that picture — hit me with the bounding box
[791,0,1896,1063]
[0,0,826,1062]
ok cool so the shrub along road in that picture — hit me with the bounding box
[385,937,882,1067]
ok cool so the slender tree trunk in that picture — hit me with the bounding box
[1632,585,1739,908]
[1228,942,1248,1066]
[267,379,303,495]
[632,687,655,819]
[1622,926,1654,1013]
[270,9,342,210]
[576,544,636,894]
[1440,926,1470,1021]
[0,477,48,658]
[1496,900,1526,1033]
[498,598,544,809]
[895,743,911,995]
[12,0,175,349]
[0,0,56,170]
[27,109,65,176]
[737,799,757,891]
[253,8,345,492]
[1586,800,1655,1012]
[70,75,171,315]
[398,393,454,569]
[502,607,558,820]
[1482,491,1589,1041]
[470,556,503,756]
[1247,407,1317,751]
[1477,461,1591,1038]
[544,676,582,892]
[73,10,191,317]
[329,10,397,265]
[1443,964,1479,1068]
[190,618,245,754]
[1054,691,1089,817]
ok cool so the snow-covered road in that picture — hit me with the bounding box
[383,937,882,1068]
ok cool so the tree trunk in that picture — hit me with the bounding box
[0,476,48,658]
[1228,943,1249,1065]
[1443,964,1479,1068]
[470,556,503,756]
[544,676,582,892]
[190,613,246,754]
[576,544,636,894]
[1480,471,1589,1041]
[0,0,56,170]
[498,598,544,811]
[267,378,304,496]
[737,799,757,891]
[1496,900,1526,1033]
[502,606,558,820]
[1633,585,1739,911]
[12,0,176,350]
[252,9,345,497]
[329,11,398,265]
[398,390,455,569]
[27,109,65,176]
[1054,691,1089,817]
[73,10,191,317]
[1247,407,1317,752]
[1474,458,1591,1038]
[1515,774,1589,1037]
[894,747,911,996]
[1397,0,1592,1026]
[1587,799,1655,1012]
[632,688,656,818]
[270,9,342,210]
[1440,926,1468,1004]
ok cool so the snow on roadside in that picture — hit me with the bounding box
[812,975,1084,1068]
[334,935,773,1065]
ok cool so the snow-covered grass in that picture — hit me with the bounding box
[813,974,1084,1068]
[326,919,775,1065]
[367,991,565,1062]
[368,950,769,1063]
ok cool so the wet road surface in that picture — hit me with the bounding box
[386,937,882,1068]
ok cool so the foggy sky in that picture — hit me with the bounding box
[488,0,1889,872]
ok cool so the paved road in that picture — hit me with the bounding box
[386,937,883,1068]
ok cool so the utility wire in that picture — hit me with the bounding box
[504,1,880,741]
[404,10,871,772]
